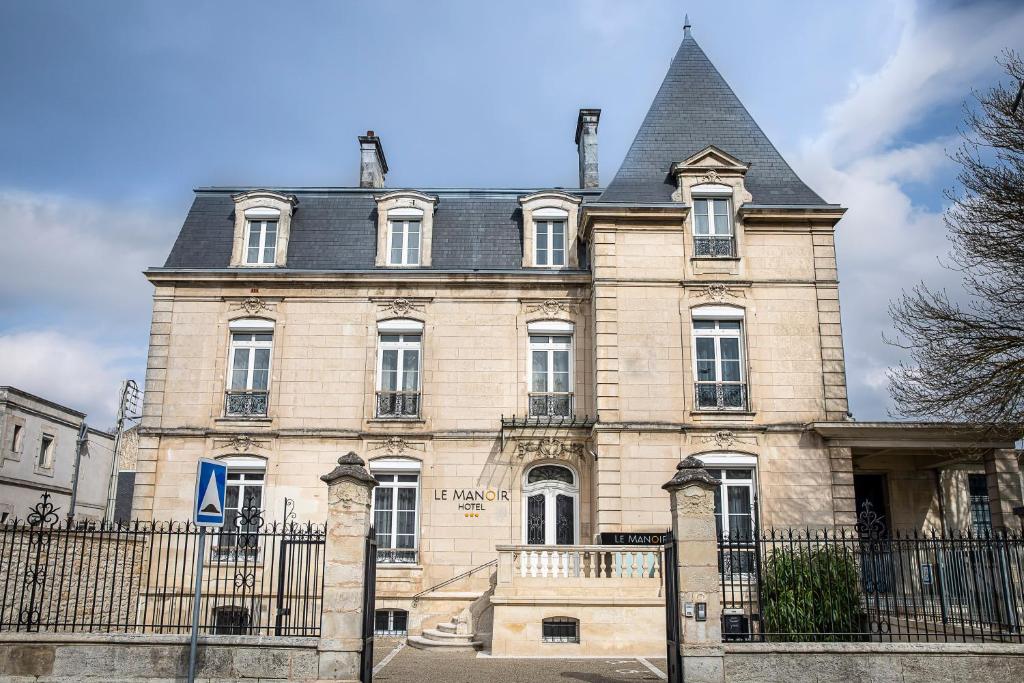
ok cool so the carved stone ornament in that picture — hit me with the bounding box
[232,297,272,315]
[701,170,722,184]
[321,452,378,487]
[525,299,578,316]
[694,430,757,448]
[370,437,423,455]
[517,438,584,460]
[227,435,256,452]
[692,283,741,302]
[662,455,721,491]
[378,298,425,317]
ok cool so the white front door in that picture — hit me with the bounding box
[523,464,578,545]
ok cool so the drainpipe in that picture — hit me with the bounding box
[68,421,88,522]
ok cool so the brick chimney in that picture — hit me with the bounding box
[358,131,388,188]
[575,109,601,189]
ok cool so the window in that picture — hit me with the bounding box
[376,323,422,418]
[705,462,756,575]
[535,220,566,267]
[10,424,23,454]
[213,606,251,635]
[217,462,265,560]
[38,434,54,469]
[968,474,993,535]
[372,462,420,564]
[542,617,579,643]
[388,218,421,266]
[693,317,746,410]
[244,219,278,265]
[225,320,273,417]
[529,332,572,418]
[374,609,409,636]
[523,464,578,545]
[693,197,733,257]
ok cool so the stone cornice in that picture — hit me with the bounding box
[144,269,594,287]
[580,204,690,239]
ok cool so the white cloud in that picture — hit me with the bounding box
[0,330,144,429]
[793,0,1024,419]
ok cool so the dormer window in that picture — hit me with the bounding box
[387,208,422,266]
[230,191,297,268]
[534,210,567,267]
[518,192,582,269]
[375,191,438,268]
[693,196,733,257]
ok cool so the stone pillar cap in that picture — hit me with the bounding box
[321,452,379,487]
[662,455,721,491]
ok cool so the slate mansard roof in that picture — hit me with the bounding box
[163,188,599,271]
[600,30,826,205]
[160,28,830,272]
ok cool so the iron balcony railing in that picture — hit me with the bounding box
[375,391,420,419]
[694,235,735,257]
[376,547,418,565]
[695,382,747,411]
[224,390,269,417]
[529,392,573,418]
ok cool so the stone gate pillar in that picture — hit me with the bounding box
[985,448,1024,531]
[319,452,378,681]
[663,456,723,683]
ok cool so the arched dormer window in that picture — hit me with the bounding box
[519,192,583,269]
[691,305,747,411]
[230,191,297,267]
[374,191,438,267]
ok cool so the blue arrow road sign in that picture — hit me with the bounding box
[194,458,227,527]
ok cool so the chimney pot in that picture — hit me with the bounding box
[358,131,388,188]
[575,109,601,189]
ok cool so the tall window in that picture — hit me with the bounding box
[535,220,566,267]
[693,197,733,257]
[244,219,278,265]
[38,434,54,469]
[218,462,265,560]
[372,466,419,564]
[529,333,572,417]
[226,322,273,417]
[388,218,421,266]
[693,318,745,410]
[376,325,422,418]
[968,474,993,535]
[10,424,23,454]
[707,463,756,575]
[523,464,578,545]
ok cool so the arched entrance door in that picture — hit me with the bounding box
[523,464,578,545]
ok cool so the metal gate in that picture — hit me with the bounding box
[663,529,683,683]
[274,535,326,636]
[360,525,378,683]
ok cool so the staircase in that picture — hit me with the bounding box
[407,620,482,651]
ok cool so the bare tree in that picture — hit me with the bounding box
[888,51,1024,423]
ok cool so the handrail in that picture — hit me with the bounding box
[410,558,498,605]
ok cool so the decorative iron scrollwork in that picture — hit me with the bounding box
[27,492,60,528]
[855,499,886,539]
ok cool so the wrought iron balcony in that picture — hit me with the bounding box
[694,235,735,257]
[529,392,573,419]
[224,390,269,418]
[376,391,420,419]
[377,547,418,565]
[694,382,747,411]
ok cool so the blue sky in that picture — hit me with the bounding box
[1,0,1022,425]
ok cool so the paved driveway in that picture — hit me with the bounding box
[372,639,668,683]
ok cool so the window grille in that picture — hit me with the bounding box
[542,617,580,643]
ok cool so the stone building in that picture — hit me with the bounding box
[0,386,116,522]
[135,23,1022,653]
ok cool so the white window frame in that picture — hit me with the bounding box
[215,456,267,559]
[692,196,733,237]
[521,463,579,545]
[691,307,746,411]
[387,211,422,266]
[243,218,279,266]
[227,320,274,393]
[375,334,422,393]
[534,216,567,268]
[528,327,574,417]
[370,460,422,564]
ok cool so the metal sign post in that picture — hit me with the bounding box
[188,458,227,683]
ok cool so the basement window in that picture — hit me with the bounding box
[375,609,408,636]
[542,617,579,643]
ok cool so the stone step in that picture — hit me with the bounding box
[436,622,458,634]
[407,634,482,651]
[421,628,477,644]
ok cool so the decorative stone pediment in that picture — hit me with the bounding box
[214,434,270,452]
[690,283,745,303]
[672,146,750,176]
[523,299,580,317]
[689,430,758,448]
[670,146,753,205]
[375,298,427,317]
[369,437,425,456]
[516,438,585,464]
[229,297,277,315]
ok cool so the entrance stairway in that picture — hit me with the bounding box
[407,620,482,651]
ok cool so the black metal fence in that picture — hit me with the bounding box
[719,522,1024,643]
[0,493,325,636]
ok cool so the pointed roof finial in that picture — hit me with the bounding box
[683,13,692,38]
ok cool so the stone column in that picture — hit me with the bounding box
[318,453,378,681]
[984,448,1024,531]
[662,456,723,683]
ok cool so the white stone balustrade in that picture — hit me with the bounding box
[495,544,662,582]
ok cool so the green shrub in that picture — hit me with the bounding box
[760,545,865,641]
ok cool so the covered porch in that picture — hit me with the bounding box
[811,422,1024,533]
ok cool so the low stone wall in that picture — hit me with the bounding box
[0,632,319,681]
[725,642,1024,682]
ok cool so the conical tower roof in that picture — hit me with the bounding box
[600,24,826,205]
